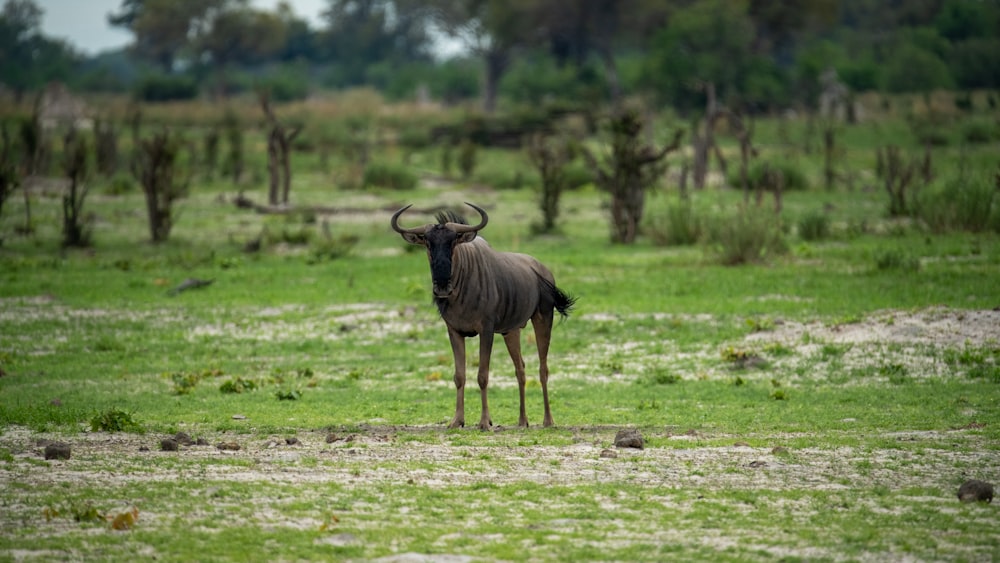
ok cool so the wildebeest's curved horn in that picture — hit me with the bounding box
[447,202,489,233]
[391,204,429,235]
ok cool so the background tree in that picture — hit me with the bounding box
[0,0,79,99]
[197,5,288,97]
[319,0,432,89]
[417,0,538,113]
[642,0,762,112]
[108,0,229,72]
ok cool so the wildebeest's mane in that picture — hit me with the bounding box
[435,209,468,225]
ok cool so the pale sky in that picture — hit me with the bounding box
[34,0,328,56]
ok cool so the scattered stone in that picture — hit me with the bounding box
[44,442,71,460]
[325,433,338,443]
[286,437,300,445]
[160,438,179,451]
[195,438,209,446]
[614,429,644,449]
[216,442,241,451]
[747,460,767,468]
[771,446,790,455]
[232,414,247,420]
[599,449,618,459]
[138,445,149,452]
[958,479,994,503]
[174,432,195,446]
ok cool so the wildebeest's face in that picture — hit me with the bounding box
[391,203,489,298]
[404,226,477,297]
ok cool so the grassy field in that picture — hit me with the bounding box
[1,102,999,561]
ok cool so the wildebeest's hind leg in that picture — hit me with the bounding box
[447,327,467,429]
[502,329,529,427]
[476,329,495,430]
[531,311,555,427]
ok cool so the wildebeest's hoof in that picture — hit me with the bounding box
[958,479,994,503]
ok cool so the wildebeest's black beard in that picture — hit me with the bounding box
[429,245,453,296]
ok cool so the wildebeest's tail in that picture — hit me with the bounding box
[540,277,576,319]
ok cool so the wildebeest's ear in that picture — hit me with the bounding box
[457,231,477,244]
[402,232,426,245]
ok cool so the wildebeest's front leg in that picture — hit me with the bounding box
[502,330,529,427]
[476,328,495,430]
[447,327,467,429]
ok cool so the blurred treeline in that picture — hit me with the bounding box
[1,0,998,112]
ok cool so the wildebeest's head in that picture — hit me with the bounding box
[391,202,489,298]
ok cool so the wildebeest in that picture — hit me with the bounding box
[391,202,575,430]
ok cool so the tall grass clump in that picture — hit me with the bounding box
[362,161,417,190]
[797,209,831,241]
[727,160,809,193]
[914,173,1000,233]
[704,207,787,265]
[649,200,701,246]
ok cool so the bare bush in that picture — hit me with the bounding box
[132,130,190,243]
[583,109,683,244]
[61,129,91,248]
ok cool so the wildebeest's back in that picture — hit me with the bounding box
[441,239,550,335]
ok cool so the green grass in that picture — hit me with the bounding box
[1,110,999,561]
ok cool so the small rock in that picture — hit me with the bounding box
[614,429,644,449]
[44,442,71,460]
[599,449,618,459]
[138,445,150,452]
[216,442,241,451]
[195,438,209,446]
[286,437,300,445]
[733,441,751,447]
[747,460,767,468]
[325,433,338,443]
[771,446,790,455]
[232,414,247,420]
[958,479,994,503]
[174,432,195,446]
[160,438,179,451]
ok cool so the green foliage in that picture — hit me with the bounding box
[704,208,788,265]
[457,139,476,180]
[914,173,1000,233]
[90,408,143,433]
[256,66,310,102]
[275,388,302,401]
[649,200,701,247]
[362,161,417,191]
[642,368,681,385]
[797,209,831,241]
[873,249,921,272]
[727,160,809,193]
[134,73,199,102]
[882,43,954,94]
[644,0,763,110]
[220,377,257,394]
[960,119,999,145]
[307,234,359,264]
